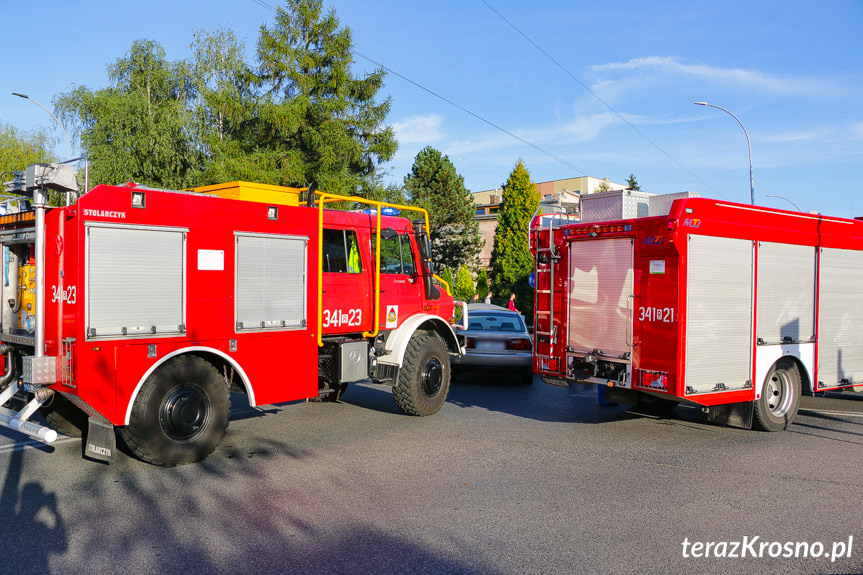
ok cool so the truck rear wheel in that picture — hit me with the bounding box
[753,359,801,431]
[393,333,450,416]
[121,356,230,466]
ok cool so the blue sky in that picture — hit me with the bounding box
[2,1,861,216]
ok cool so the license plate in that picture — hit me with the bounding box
[476,340,505,351]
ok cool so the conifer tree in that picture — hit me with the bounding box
[489,161,539,319]
[454,265,475,302]
[403,146,482,272]
[475,268,489,300]
[440,267,455,296]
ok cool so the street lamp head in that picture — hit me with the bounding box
[12,92,29,99]
[694,101,708,106]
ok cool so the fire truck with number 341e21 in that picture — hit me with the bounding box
[0,162,465,466]
[531,189,863,430]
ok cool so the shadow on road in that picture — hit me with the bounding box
[32,440,500,575]
[0,449,68,575]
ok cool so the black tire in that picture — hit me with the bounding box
[393,333,451,416]
[41,394,89,438]
[120,356,229,466]
[753,359,801,431]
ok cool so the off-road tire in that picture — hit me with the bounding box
[393,333,450,416]
[42,394,89,438]
[120,356,230,466]
[753,359,801,431]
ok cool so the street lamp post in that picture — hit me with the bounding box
[694,101,754,206]
[12,92,71,161]
[766,194,802,212]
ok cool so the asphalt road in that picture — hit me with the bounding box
[1,377,861,575]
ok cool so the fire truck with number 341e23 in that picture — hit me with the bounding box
[0,162,465,466]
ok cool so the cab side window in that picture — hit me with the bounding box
[323,229,362,273]
[373,233,416,275]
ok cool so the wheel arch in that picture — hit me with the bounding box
[380,313,461,368]
[754,343,814,400]
[122,347,253,425]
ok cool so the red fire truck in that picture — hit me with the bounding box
[532,193,863,431]
[0,162,463,465]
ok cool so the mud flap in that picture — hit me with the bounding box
[707,401,754,429]
[85,418,116,463]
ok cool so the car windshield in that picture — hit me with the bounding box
[466,312,525,332]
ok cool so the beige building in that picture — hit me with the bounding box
[473,176,628,268]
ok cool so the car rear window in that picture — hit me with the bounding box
[467,312,525,332]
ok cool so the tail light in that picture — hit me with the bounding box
[507,338,532,351]
[465,337,477,349]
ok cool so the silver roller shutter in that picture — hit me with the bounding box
[235,233,307,330]
[685,235,753,394]
[756,242,816,344]
[87,224,186,337]
[818,247,863,386]
[567,238,633,358]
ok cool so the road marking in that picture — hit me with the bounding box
[799,409,863,418]
[0,436,79,455]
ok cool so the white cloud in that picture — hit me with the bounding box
[591,56,822,96]
[391,114,443,144]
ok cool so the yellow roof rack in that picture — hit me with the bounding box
[189,181,304,206]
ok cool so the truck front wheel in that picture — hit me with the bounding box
[121,356,230,466]
[393,333,451,416]
[753,359,801,432]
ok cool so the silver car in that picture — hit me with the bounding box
[452,303,533,384]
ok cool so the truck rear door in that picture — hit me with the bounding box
[567,237,634,359]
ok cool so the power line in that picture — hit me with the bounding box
[352,50,598,178]
[480,0,723,197]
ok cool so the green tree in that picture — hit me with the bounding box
[595,179,612,193]
[489,161,539,319]
[440,267,454,296]
[626,173,640,190]
[454,265,475,302]
[0,123,70,206]
[475,268,489,301]
[187,28,259,186]
[56,39,201,189]
[403,146,482,271]
[0,123,55,174]
[253,0,397,195]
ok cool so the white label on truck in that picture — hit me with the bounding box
[649,259,666,274]
[198,249,224,271]
[386,305,398,328]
